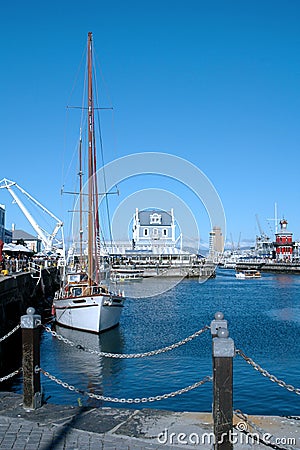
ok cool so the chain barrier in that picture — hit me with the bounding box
[0,368,22,383]
[234,410,295,450]
[236,349,300,395]
[42,324,210,359]
[0,324,21,343]
[38,366,212,403]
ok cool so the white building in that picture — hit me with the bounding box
[132,208,177,251]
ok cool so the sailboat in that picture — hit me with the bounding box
[52,32,125,333]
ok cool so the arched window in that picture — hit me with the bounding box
[150,213,162,224]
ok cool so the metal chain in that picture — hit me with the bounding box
[42,324,209,359]
[38,367,212,403]
[0,324,21,343]
[0,368,22,383]
[236,349,300,395]
[234,410,295,450]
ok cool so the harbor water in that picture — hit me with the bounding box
[8,269,300,415]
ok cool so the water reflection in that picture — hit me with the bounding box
[274,274,300,285]
[111,276,185,299]
[54,324,124,354]
[41,324,125,406]
[267,307,300,323]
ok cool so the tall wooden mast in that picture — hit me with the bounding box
[87,32,94,287]
[78,129,83,265]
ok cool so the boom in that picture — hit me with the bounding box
[0,178,64,253]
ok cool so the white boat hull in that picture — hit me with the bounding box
[235,272,246,279]
[235,271,261,279]
[53,294,124,333]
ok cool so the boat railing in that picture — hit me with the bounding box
[28,261,43,281]
[61,282,110,298]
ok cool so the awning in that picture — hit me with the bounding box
[3,243,33,253]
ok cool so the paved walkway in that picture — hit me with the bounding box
[0,392,299,449]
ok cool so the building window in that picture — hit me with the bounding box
[152,228,158,236]
[144,228,148,236]
[150,213,161,224]
[163,229,168,237]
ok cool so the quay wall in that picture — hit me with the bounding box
[236,261,300,274]
[0,268,60,371]
[118,262,216,278]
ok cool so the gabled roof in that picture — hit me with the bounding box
[12,229,41,241]
[138,210,172,226]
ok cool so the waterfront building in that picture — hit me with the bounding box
[132,208,178,252]
[67,206,214,278]
[0,205,12,243]
[274,219,294,261]
[68,208,185,260]
[12,229,42,253]
[109,208,212,278]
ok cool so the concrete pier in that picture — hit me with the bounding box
[235,261,300,274]
[0,269,59,372]
[0,392,299,449]
[0,269,59,322]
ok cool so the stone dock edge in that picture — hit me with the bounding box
[0,392,299,449]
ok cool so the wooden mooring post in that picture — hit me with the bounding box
[21,307,42,410]
[211,313,234,450]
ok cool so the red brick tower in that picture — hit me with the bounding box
[274,219,294,261]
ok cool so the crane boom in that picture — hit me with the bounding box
[0,178,63,252]
[255,214,269,239]
[255,214,263,236]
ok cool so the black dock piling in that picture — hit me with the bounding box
[21,307,42,410]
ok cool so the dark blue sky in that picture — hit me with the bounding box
[1,1,300,247]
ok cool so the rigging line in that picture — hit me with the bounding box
[66,42,87,107]
[93,46,119,191]
[93,124,101,280]
[99,223,108,251]
[93,65,113,247]
[89,38,101,281]
[97,109,114,247]
[62,79,88,200]
[63,191,118,196]
[92,44,114,111]
[80,52,88,147]
[63,43,87,219]
[63,114,88,233]
[67,106,113,110]
[61,140,80,191]
[62,42,87,187]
